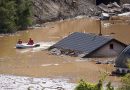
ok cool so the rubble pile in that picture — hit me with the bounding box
[32,0,130,23]
[32,0,100,23]
[98,2,130,16]
[122,4,130,12]
[50,48,82,57]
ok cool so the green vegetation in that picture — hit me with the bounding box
[75,73,130,90]
[106,82,114,90]
[75,79,114,90]
[75,79,102,90]
[75,72,114,90]
[126,59,130,69]
[15,0,32,30]
[119,74,130,90]
[0,0,32,33]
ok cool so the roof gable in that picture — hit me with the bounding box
[85,39,127,57]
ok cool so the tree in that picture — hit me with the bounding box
[0,0,32,33]
[15,0,32,30]
[0,0,17,33]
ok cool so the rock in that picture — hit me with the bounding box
[98,2,122,13]
[96,61,101,64]
[122,4,130,12]
[118,12,130,16]
[32,0,100,23]
[50,48,61,55]
[100,13,110,20]
[98,3,110,13]
[32,0,130,24]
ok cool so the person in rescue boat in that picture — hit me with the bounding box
[17,39,22,44]
[27,38,34,45]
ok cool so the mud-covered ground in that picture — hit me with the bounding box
[0,74,76,90]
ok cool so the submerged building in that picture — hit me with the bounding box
[49,32,127,58]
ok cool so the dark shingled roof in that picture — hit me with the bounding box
[51,32,126,57]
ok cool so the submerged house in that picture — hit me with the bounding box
[115,45,130,74]
[49,32,127,58]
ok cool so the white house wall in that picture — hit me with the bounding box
[90,41,126,57]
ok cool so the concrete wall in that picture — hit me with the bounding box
[90,41,126,57]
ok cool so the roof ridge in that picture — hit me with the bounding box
[72,32,113,39]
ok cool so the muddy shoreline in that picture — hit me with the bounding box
[0,74,76,90]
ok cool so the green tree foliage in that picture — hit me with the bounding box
[75,79,101,90]
[119,74,130,90]
[0,0,32,33]
[75,79,115,90]
[0,0,17,33]
[16,0,32,30]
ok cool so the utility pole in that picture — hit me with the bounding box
[99,19,102,36]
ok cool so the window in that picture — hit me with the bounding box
[110,44,114,49]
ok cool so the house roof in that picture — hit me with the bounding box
[51,32,127,57]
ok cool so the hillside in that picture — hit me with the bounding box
[32,0,100,23]
[32,0,130,23]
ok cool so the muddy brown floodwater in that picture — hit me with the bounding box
[0,17,130,84]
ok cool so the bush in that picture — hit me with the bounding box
[106,82,114,90]
[119,74,130,90]
[75,71,115,90]
[75,80,98,90]
[75,79,115,90]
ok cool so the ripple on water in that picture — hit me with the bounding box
[41,63,59,67]
[32,41,56,52]
[15,41,56,53]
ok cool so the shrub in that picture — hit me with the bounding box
[75,71,115,90]
[106,82,114,90]
[75,79,103,90]
[119,74,130,90]
[75,80,97,90]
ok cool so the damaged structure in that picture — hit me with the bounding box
[49,32,127,58]
[115,45,130,74]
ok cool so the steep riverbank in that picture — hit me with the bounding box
[32,0,100,23]
[32,0,130,23]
